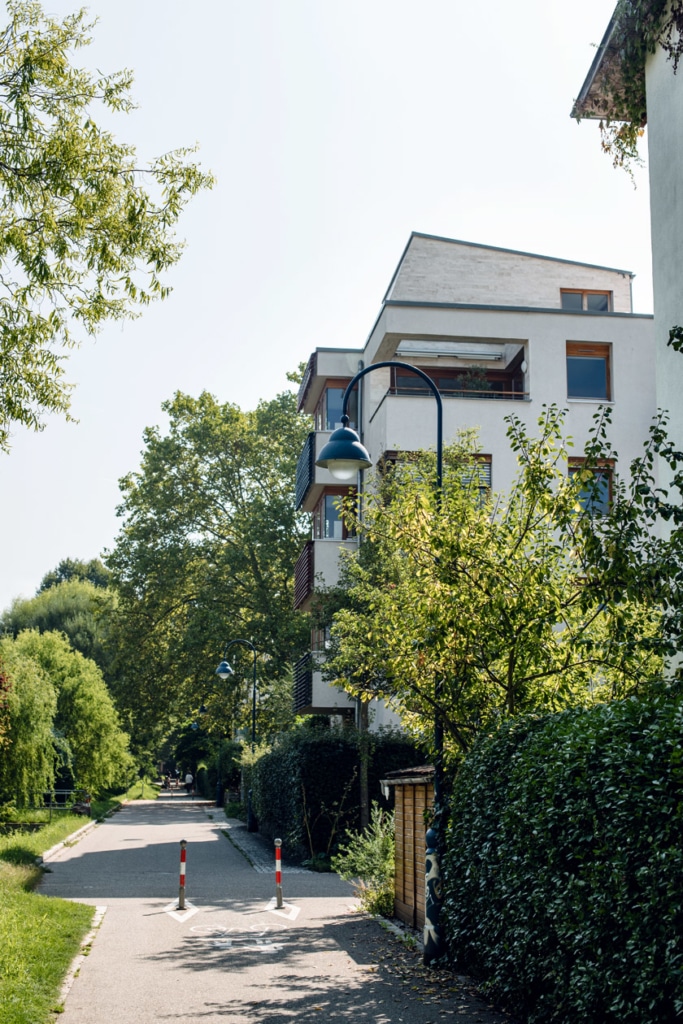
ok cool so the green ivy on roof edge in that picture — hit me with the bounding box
[585,0,683,174]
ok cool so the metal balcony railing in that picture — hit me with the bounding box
[390,385,528,401]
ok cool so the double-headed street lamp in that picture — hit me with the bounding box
[316,359,445,964]
[216,638,258,832]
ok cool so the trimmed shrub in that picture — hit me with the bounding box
[442,687,683,1023]
[249,726,421,861]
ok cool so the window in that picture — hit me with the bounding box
[460,455,492,504]
[311,626,332,652]
[313,491,355,539]
[569,459,612,515]
[380,450,491,502]
[566,342,611,401]
[561,289,612,312]
[315,382,358,430]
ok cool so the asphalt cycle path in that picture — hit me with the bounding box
[39,798,512,1024]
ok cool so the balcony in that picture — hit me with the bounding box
[297,352,317,411]
[390,384,528,401]
[294,541,314,609]
[293,653,312,712]
[294,432,355,512]
[292,652,355,715]
[293,538,358,611]
[295,432,315,510]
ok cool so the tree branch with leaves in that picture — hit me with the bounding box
[0,1,214,450]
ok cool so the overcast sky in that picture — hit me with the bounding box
[0,0,650,611]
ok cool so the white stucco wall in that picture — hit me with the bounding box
[646,47,683,473]
[360,306,654,493]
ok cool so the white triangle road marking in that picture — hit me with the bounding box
[265,897,300,920]
[163,899,199,922]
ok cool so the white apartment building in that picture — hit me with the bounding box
[292,231,655,721]
[572,3,683,482]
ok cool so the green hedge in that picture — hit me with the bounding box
[248,727,422,860]
[442,689,683,1023]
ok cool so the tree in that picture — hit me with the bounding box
[106,388,311,747]
[2,577,117,671]
[38,557,111,592]
[7,630,134,793]
[324,407,666,764]
[0,2,213,450]
[0,640,56,805]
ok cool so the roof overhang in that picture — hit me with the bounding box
[571,11,640,122]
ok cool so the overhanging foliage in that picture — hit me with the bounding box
[0,1,213,449]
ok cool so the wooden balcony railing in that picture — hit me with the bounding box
[293,540,314,609]
[295,431,315,510]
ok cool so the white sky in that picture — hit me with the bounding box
[0,0,651,611]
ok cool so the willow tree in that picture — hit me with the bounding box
[0,2,213,450]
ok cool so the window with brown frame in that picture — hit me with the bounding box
[314,380,358,431]
[566,341,612,401]
[311,626,332,652]
[312,488,356,540]
[568,458,614,515]
[561,289,612,312]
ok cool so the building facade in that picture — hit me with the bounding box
[572,1,683,479]
[293,232,655,722]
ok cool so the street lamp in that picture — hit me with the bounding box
[216,638,258,832]
[316,359,442,492]
[316,359,445,964]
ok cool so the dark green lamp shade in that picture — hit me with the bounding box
[215,659,234,680]
[315,425,372,481]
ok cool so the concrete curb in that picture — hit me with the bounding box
[57,905,107,1007]
[221,816,309,874]
[36,818,99,865]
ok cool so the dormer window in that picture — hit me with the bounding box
[561,289,612,312]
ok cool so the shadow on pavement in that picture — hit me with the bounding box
[142,911,513,1024]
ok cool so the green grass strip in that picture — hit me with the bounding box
[0,815,95,1024]
[0,778,160,1023]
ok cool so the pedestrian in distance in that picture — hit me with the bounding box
[185,770,194,795]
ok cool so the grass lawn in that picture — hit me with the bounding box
[0,817,94,1024]
[0,778,158,1024]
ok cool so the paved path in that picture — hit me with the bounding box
[39,798,512,1023]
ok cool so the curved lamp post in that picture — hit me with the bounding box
[316,359,445,964]
[216,638,258,832]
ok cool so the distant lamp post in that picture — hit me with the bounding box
[316,360,445,964]
[216,638,258,832]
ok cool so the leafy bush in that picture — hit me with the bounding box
[332,802,395,916]
[248,725,421,860]
[442,686,683,1023]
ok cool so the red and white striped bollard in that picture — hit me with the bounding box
[179,839,187,910]
[275,838,283,908]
